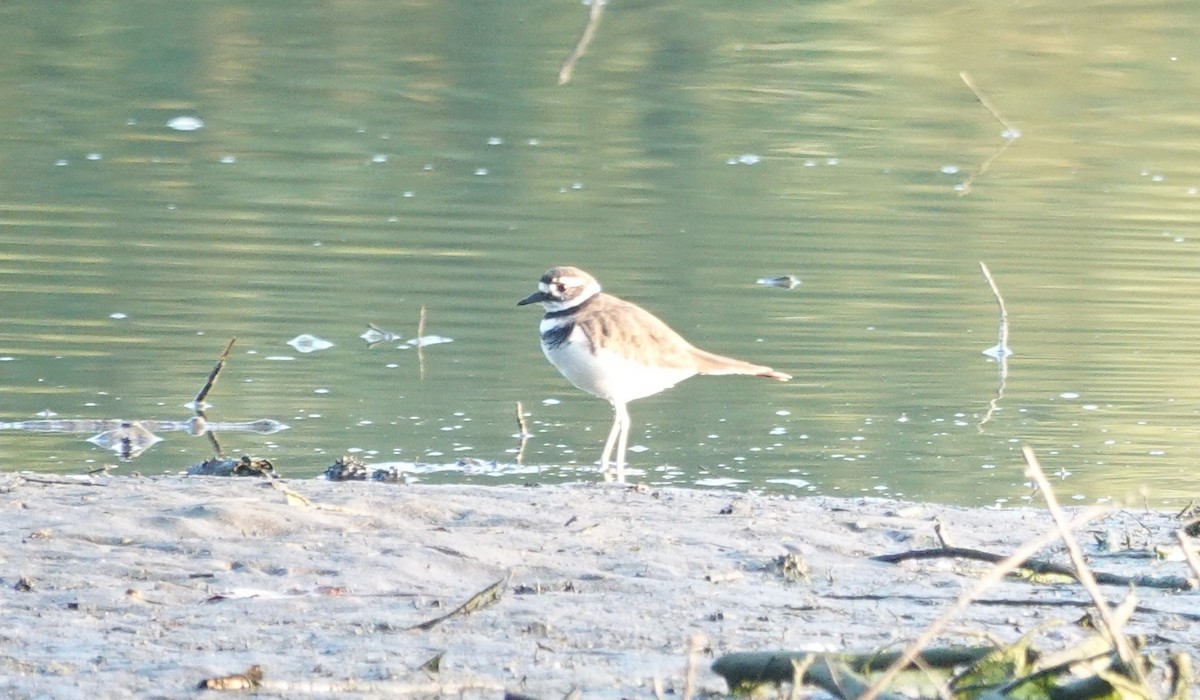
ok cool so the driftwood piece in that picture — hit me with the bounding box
[872,546,1193,590]
[409,572,512,632]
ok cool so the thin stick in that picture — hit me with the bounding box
[416,305,426,380]
[1021,446,1149,686]
[559,0,607,85]
[194,338,237,407]
[409,572,512,631]
[960,71,1017,134]
[957,72,1019,196]
[515,402,530,437]
[682,633,705,700]
[1176,530,1200,584]
[859,505,1110,700]
[515,402,529,465]
[977,262,1009,431]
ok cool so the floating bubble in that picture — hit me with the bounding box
[756,275,801,289]
[287,334,335,353]
[982,344,1013,359]
[167,116,204,131]
[406,335,453,347]
[727,153,761,166]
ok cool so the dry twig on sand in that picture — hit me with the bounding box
[873,545,1192,589]
[409,572,513,632]
[1021,446,1151,687]
[858,501,1111,700]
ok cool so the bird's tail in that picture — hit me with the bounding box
[691,348,791,381]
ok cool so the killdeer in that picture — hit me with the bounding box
[518,266,791,482]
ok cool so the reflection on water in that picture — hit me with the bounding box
[1,1,1199,505]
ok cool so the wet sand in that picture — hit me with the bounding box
[0,474,1194,698]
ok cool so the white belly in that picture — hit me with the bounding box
[543,326,695,404]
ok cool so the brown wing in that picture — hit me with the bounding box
[579,294,701,370]
[580,294,791,380]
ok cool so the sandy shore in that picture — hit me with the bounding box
[0,474,1195,698]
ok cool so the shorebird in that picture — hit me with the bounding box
[518,266,790,481]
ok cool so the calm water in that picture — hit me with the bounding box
[1,0,1199,506]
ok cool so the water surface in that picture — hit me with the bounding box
[2,0,1199,506]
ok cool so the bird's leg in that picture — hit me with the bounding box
[600,405,622,481]
[613,402,630,483]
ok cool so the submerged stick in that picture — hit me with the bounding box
[559,0,607,85]
[977,262,1009,431]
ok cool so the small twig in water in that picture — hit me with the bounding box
[193,338,237,408]
[977,262,1009,431]
[194,338,236,456]
[417,305,427,380]
[515,401,530,465]
[559,0,607,85]
[957,72,1019,195]
[515,401,530,437]
[960,71,1017,134]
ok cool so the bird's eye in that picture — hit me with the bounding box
[555,283,567,293]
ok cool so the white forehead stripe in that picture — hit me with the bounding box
[538,281,551,292]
